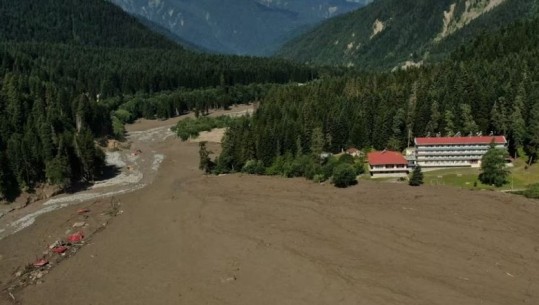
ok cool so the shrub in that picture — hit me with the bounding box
[266,156,287,176]
[304,160,322,180]
[353,160,366,175]
[321,156,340,180]
[242,160,265,175]
[339,154,355,164]
[332,163,357,188]
[522,183,539,199]
[313,174,326,183]
[114,109,134,124]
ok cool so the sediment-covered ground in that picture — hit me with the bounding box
[1,105,538,305]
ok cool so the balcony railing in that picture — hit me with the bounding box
[416,150,487,155]
[417,161,472,167]
[370,167,408,172]
[416,145,504,151]
[416,156,481,161]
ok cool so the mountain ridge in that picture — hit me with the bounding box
[277,0,537,69]
[109,0,373,55]
[0,0,178,49]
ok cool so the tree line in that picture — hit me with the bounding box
[0,42,316,202]
[213,18,539,181]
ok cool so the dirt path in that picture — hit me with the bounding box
[1,104,539,304]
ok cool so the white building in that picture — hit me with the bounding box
[414,136,507,168]
[367,151,409,178]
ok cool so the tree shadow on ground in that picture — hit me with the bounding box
[65,164,122,194]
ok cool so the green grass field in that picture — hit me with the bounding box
[423,157,539,191]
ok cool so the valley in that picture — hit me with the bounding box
[1,113,538,305]
[1,0,539,304]
[109,0,373,55]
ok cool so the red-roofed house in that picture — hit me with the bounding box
[414,136,507,168]
[367,151,409,178]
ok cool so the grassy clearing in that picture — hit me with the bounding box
[173,116,237,141]
[423,158,539,191]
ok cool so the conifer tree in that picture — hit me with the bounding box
[310,127,325,158]
[425,101,440,134]
[198,141,213,174]
[444,110,455,136]
[509,89,526,157]
[74,128,104,182]
[460,104,479,135]
[0,152,19,201]
[490,97,508,135]
[524,101,539,164]
[45,154,71,188]
[409,165,424,186]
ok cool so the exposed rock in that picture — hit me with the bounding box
[370,19,385,39]
[437,0,508,41]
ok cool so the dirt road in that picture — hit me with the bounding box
[1,106,539,305]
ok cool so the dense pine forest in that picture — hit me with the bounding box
[215,18,539,180]
[0,0,316,201]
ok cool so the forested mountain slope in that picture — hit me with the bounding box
[133,15,208,52]
[0,0,317,201]
[0,0,177,48]
[215,18,539,178]
[110,0,372,55]
[278,0,538,69]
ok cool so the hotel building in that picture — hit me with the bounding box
[414,136,507,168]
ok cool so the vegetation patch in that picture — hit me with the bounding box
[515,183,539,199]
[174,116,239,141]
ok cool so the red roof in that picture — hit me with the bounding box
[415,136,506,146]
[367,151,407,166]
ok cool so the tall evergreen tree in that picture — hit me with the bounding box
[444,110,455,136]
[524,101,539,164]
[74,129,104,182]
[45,155,71,188]
[0,151,19,201]
[198,141,213,174]
[425,101,440,134]
[460,104,479,135]
[490,97,508,135]
[409,165,424,186]
[508,85,527,158]
[310,127,325,158]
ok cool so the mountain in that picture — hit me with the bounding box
[109,0,373,56]
[277,0,538,69]
[0,0,178,48]
[133,14,209,52]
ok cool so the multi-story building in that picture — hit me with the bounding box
[367,151,409,178]
[414,136,507,168]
